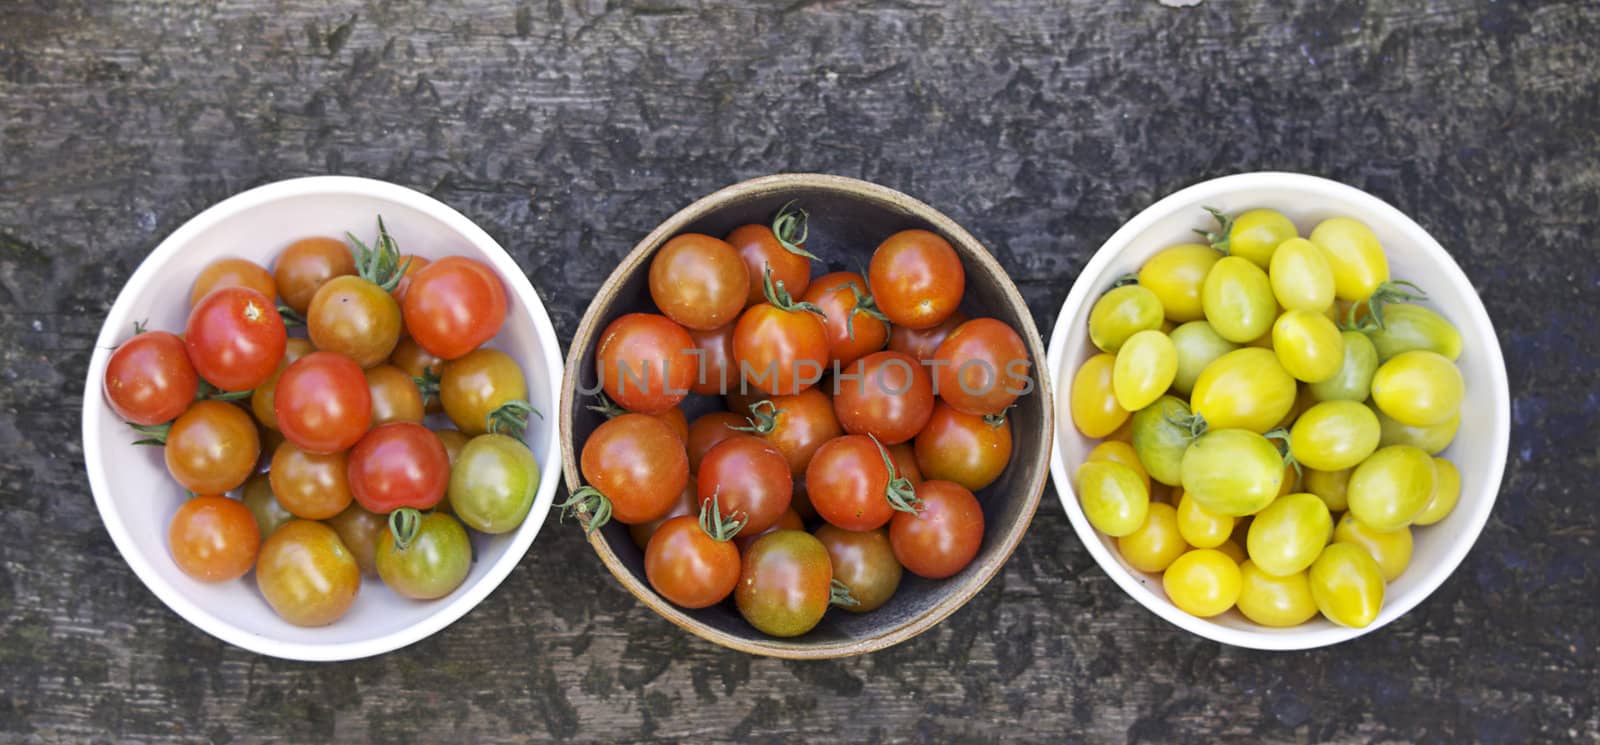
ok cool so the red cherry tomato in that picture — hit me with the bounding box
[185,286,286,391]
[168,495,261,582]
[833,350,934,445]
[727,207,814,307]
[644,503,744,609]
[686,323,737,396]
[803,271,890,368]
[577,413,688,525]
[890,480,984,579]
[738,387,843,478]
[889,310,967,362]
[274,352,372,454]
[401,256,508,360]
[932,317,1031,416]
[347,422,449,514]
[868,229,964,330]
[731,294,830,398]
[807,434,918,531]
[649,233,749,331]
[595,313,696,415]
[914,401,1013,492]
[698,434,792,533]
[687,411,747,473]
[104,330,199,425]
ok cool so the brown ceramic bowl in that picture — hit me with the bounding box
[560,173,1053,658]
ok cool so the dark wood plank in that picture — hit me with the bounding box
[1,0,1597,742]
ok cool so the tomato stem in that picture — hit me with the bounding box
[770,200,821,261]
[414,368,441,405]
[983,406,1014,429]
[388,507,423,550]
[728,399,781,435]
[132,319,148,335]
[277,304,305,328]
[129,422,170,446]
[1168,411,1208,442]
[1193,206,1233,254]
[347,215,411,292]
[1107,273,1140,292]
[829,579,860,607]
[698,490,747,542]
[1346,279,1429,332]
[487,400,542,439]
[195,379,252,401]
[1261,427,1304,487]
[870,434,922,514]
[837,281,888,342]
[585,392,628,419]
[761,266,827,319]
[557,485,613,534]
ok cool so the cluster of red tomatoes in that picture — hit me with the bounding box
[565,204,1033,638]
[102,219,540,626]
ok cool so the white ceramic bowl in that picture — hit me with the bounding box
[1046,172,1510,650]
[81,176,563,661]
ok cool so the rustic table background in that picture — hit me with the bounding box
[2,1,1596,743]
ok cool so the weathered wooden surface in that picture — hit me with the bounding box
[1,1,1597,742]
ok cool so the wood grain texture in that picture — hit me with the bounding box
[1,0,1597,742]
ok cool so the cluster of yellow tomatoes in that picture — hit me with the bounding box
[1069,207,1465,628]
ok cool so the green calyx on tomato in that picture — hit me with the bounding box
[346,216,413,293]
[277,303,306,327]
[872,433,922,515]
[698,491,747,542]
[486,399,542,439]
[558,485,613,534]
[1262,427,1303,490]
[729,399,780,434]
[770,200,821,261]
[388,506,425,550]
[1341,279,1426,331]
[129,421,171,446]
[1193,207,1235,253]
[761,265,827,319]
[414,367,441,404]
[830,579,860,608]
[194,379,254,402]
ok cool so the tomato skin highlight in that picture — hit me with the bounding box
[274,236,356,315]
[868,229,965,330]
[803,271,890,368]
[914,401,1012,492]
[274,352,373,455]
[185,286,287,392]
[269,441,353,520]
[165,400,261,495]
[807,434,896,531]
[833,351,934,445]
[347,422,450,514]
[595,313,697,415]
[581,413,689,525]
[932,317,1031,416]
[650,233,750,331]
[401,256,508,360]
[104,330,199,425]
[255,520,360,627]
[698,434,793,534]
[890,480,984,579]
[645,515,742,609]
[732,302,830,398]
[736,530,835,637]
[168,495,261,582]
[727,223,812,308]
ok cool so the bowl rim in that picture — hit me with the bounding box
[1045,171,1511,650]
[80,175,565,662]
[559,172,1055,658]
